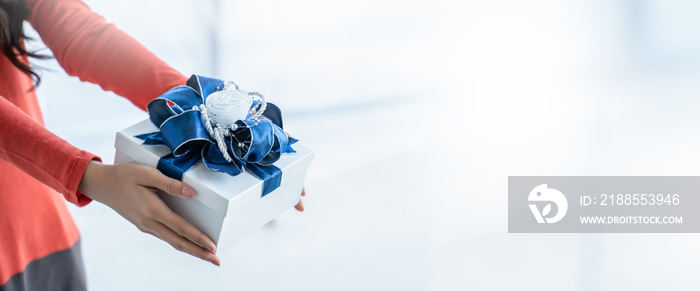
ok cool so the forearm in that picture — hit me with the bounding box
[0,96,99,206]
[28,0,188,110]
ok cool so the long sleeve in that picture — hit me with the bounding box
[1,0,188,207]
[28,0,188,110]
[0,95,98,206]
[1,0,192,283]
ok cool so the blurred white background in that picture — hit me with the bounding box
[24,0,700,290]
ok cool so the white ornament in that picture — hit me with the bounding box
[205,89,253,126]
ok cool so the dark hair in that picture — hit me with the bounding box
[0,0,49,87]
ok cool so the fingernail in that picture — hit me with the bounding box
[208,244,216,253]
[212,258,221,267]
[182,186,195,198]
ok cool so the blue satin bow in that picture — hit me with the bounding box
[136,75,296,196]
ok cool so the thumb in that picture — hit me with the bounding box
[149,170,196,200]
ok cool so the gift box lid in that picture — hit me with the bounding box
[115,119,314,216]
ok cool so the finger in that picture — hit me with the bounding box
[149,221,220,266]
[153,205,217,254]
[301,187,306,197]
[294,199,304,212]
[144,168,196,200]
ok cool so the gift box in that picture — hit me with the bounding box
[113,75,313,253]
[114,120,313,252]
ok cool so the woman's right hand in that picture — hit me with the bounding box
[77,161,220,266]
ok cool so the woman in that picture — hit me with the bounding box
[0,0,303,290]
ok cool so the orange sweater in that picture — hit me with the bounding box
[0,0,187,284]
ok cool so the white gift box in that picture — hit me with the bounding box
[114,120,314,253]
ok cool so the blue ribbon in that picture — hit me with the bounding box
[136,75,297,196]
